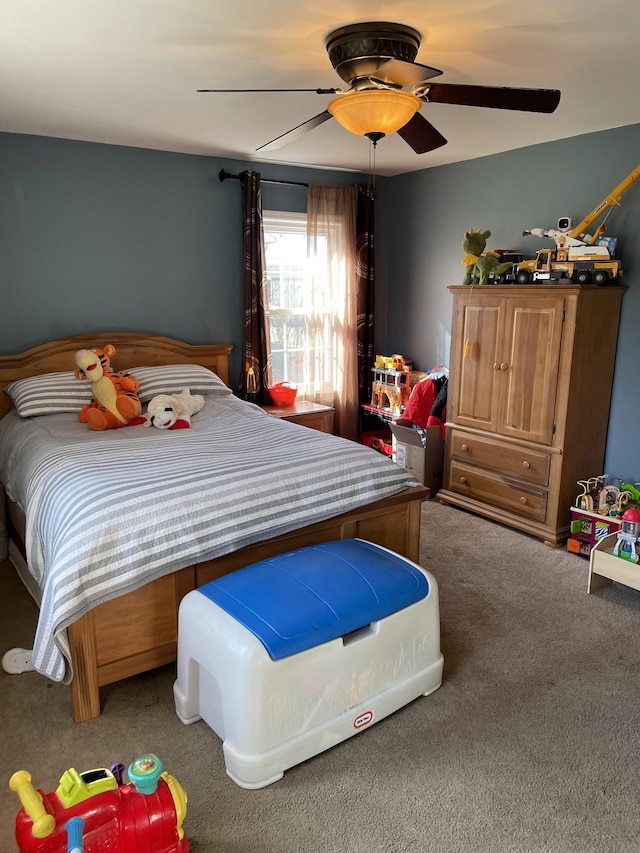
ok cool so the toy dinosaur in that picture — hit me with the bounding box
[461,229,513,285]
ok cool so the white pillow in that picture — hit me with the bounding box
[4,371,92,417]
[132,364,231,402]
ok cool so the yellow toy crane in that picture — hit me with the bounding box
[517,164,640,283]
[564,163,640,245]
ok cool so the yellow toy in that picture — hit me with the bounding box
[370,355,411,414]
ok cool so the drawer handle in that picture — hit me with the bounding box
[520,496,528,505]
[493,362,500,370]
[500,362,509,371]
[522,461,530,469]
[459,476,467,484]
[460,443,468,452]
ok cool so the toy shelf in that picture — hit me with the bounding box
[568,506,622,558]
[588,532,640,594]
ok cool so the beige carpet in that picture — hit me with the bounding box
[2,500,640,852]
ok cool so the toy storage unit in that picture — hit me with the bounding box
[568,506,623,558]
[173,539,443,789]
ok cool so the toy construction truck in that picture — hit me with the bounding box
[513,164,640,284]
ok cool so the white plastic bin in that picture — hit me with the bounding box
[173,539,443,789]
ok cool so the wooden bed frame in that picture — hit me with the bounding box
[0,333,428,723]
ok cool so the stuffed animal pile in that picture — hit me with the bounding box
[74,344,141,431]
[74,344,206,432]
[134,388,205,430]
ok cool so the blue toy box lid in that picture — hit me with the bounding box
[197,538,428,660]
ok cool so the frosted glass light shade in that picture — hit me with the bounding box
[327,90,421,137]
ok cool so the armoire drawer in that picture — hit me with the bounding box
[448,461,547,522]
[449,430,550,487]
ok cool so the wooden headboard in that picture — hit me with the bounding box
[0,333,233,419]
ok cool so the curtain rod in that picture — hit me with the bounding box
[218,169,308,188]
[218,168,373,198]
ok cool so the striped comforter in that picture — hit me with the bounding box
[0,392,417,683]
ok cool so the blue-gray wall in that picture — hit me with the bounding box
[1,125,638,480]
[387,123,640,482]
[0,133,381,387]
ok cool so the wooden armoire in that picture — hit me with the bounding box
[437,284,626,544]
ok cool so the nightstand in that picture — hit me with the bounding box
[261,400,334,433]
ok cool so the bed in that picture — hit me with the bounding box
[0,332,428,723]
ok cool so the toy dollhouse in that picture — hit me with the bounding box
[369,355,411,416]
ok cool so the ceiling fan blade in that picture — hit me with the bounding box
[397,113,447,154]
[197,87,339,94]
[372,58,443,87]
[419,84,561,113]
[256,110,333,152]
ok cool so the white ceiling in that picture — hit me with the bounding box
[2,0,639,177]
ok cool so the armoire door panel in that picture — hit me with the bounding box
[454,302,501,431]
[498,298,564,445]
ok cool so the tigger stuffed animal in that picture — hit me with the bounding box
[74,344,142,431]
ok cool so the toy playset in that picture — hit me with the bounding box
[360,353,412,456]
[568,508,622,558]
[369,354,411,415]
[568,475,640,558]
[10,754,188,852]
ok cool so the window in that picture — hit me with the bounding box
[263,211,332,391]
[263,189,358,439]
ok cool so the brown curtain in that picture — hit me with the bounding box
[239,170,270,405]
[356,186,376,407]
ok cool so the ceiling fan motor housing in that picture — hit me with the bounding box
[325,22,422,86]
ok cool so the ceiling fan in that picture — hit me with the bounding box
[198,21,561,155]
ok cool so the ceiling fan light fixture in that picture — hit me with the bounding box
[327,89,421,138]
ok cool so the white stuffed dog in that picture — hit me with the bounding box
[140,388,205,430]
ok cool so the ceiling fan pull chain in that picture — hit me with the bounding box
[367,137,378,199]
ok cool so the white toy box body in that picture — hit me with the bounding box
[173,539,443,789]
